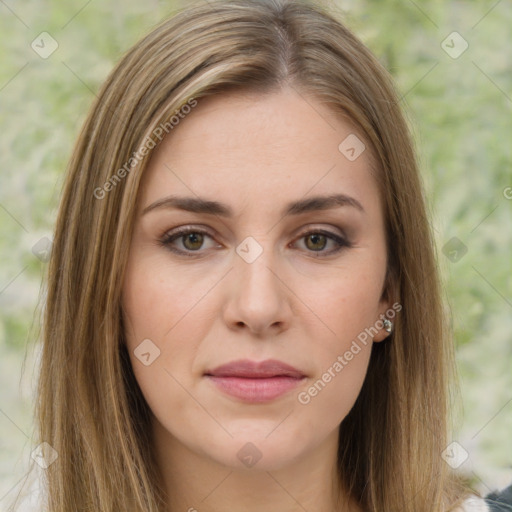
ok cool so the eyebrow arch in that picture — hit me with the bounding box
[142,193,365,217]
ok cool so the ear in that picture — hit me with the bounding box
[372,269,398,343]
[372,300,392,343]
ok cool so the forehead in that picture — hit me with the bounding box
[138,88,381,217]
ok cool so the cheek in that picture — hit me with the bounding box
[297,344,371,435]
[289,264,383,431]
[121,257,220,412]
[122,257,217,347]
[294,258,386,350]
[299,293,375,404]
[122,263,205,439]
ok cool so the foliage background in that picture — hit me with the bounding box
[0,0,511,507]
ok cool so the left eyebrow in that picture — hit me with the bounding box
[141,193,365,217]
[284,193,365,215]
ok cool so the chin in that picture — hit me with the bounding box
[210,440,302,472]
[195,422,315,472]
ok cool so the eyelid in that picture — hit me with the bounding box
[291,228,351,254]
[160,224,216,240]
[158,225,220,256]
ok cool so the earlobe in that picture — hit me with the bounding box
[374,269,399,342]
[373,313,393,343]
[380,317,394,341]
[372,293,395,343]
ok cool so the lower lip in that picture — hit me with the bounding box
[206,375,305,403]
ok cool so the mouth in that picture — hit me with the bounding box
[204,359,306,403]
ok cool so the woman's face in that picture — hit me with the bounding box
[122,87,390,471]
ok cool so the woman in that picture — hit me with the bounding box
[16,0,511,510]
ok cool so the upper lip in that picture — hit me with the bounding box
[205,359,306,379]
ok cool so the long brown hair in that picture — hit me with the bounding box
[33,0,472,510]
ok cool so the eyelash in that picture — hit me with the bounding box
[158,226,352,258]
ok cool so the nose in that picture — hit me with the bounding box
[222,242,292,336]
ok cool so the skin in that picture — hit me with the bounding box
[122,87,391,512]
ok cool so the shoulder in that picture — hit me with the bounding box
[484,482,512,511]
[458,483,512,512]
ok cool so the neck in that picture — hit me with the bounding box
[152,419,359,512]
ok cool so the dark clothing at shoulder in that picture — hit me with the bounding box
[486,483,512,511]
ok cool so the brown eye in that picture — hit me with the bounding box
[304,233,327,251]
[182,232,205,251]
[159,227,219,257]
[293,230,351,256]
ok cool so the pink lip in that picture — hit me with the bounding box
[204,359,306,403]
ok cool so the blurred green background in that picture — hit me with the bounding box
[0,0,511,507]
